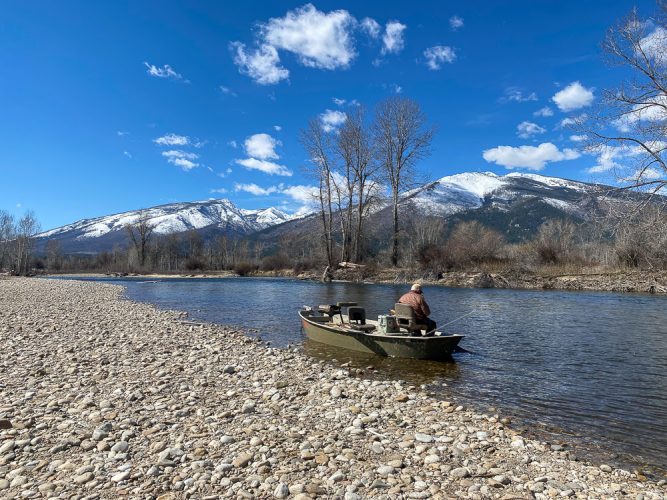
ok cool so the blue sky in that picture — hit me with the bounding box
[0,0,657,230]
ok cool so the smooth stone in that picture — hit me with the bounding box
[414,433,434,443]
[450,467,470,479]
[377,465,395,476]
[111,441,129,453]
[111,470,131,482]
[74,472,94,484]
[273,482,289,498]
[232,452,253,468]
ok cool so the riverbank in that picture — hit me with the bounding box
[47,267,667,295]
[0,278,664,498]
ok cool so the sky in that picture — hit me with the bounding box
[0,0,659,230]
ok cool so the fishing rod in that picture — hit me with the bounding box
[440,310,476,328]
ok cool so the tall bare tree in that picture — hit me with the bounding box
[124,211,155,268]
[14,211,41,275]
[374,96,435,266]
[0,211,15,271]
[583,2,667,196]
[337,107,379,262]
[300,118,336,269]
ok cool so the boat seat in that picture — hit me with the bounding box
[394,303,428,334]
[347,306,366,325]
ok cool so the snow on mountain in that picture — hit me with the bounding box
[38,199,293,242]
[404,171,596,216]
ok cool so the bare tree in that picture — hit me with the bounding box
[45,239,63,270]
[337,107,380,262]
[583,2,667,196]
[300,118,336,270]
[375,96,435,266]
[124,211,155,268]
[14,211,41,275]
[0,211,15,271]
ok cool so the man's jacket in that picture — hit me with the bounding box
[398,291,431,321]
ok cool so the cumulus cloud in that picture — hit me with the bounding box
[449,16,464,31]
[320,109,347,132]
[516,121,546,139]
[234,183,280,196]
[144,62,185,81]
[533,106,554,117]
[231,43,289,85]
[559,113,588,128]
[482,142,581,170]
[570,134,587,142]
[333,97,346,106]
[639,26,667,67]
[613,95,667,131]
[154,133,190,146]
[262,4,356,69]
[282,184,319,204]
[552,81,595,112]
[382,21,406,54]
[235,158,292,176]
[423,45,456,70]
[586,141,667,175]
[161,150,200,171]
[244,133,280,160]
[360,17,381,38]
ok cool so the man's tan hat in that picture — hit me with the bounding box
[411,283,422,291]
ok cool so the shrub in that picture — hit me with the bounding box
[234,261,256,276]
[259,253,291,271]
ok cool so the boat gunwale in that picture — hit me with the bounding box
[298,309,464,342]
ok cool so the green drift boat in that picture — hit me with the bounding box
[299,302,464,361]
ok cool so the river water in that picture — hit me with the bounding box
[61,276,667,477]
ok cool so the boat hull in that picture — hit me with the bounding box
[299,311,463,360]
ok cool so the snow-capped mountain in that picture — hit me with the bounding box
[36,199,293,253]
[36,171,638,253]
[403,171,596,217]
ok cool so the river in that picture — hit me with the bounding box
[59,276,667,477]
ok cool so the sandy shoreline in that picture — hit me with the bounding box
[0,278,665,499]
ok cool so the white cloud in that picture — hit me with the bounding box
[516,121,546,139]
[226,167,233,173]
[117,130,129,136]
[639,27,667,67]
[502,87,538,103]
[586,141,667,174]
[552,81,595,112]
[171,158,198,170]
[320,109,347,132]
[244,133,280,160]
[449,16,464,30]
[423,45,456,70]
[533,106,554,117]
[123,151,132,158]
[228,140,238,149]
[559,113,587,128]
[144,62,185,81]
[569,134,587,142]
[234,183,280,196]
[613,95,667,131]
[235,158,292,176]
[381,21,406,55]
[482,142,581,170]
[161,150,200,171]
[211,188,228,194]
[262,3,356,69]
[360,17,381,38]
[274,125,282,131]
[282,184,319,204]
[161,150,198,160]
[154,133,190,146]
[231,42,289,85]
[332,97,346,106]
[389,83,403,94]
[220,85,237,96]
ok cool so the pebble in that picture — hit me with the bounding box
[0,278,663,500]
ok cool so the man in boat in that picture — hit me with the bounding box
[398,283,437,334]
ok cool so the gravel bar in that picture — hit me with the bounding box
[0,278,665,499]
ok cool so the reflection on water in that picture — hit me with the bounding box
[53,276,667,477]
[302,338,462,387]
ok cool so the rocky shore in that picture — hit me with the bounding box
[0,278,665,499]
